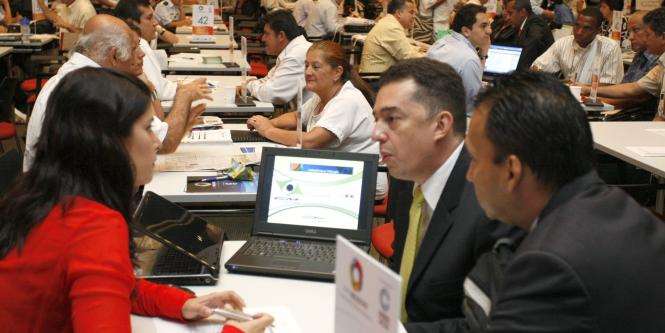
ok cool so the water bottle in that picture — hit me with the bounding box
[20,17,30,44]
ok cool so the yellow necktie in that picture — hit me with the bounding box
[400,185,424,323]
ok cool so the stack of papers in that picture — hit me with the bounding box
[169,53,203,64]
[182,129,233,144]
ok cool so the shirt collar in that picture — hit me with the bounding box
[449,30,476,53]
[58,52,100,76]
[573,35,597,52]
[278,35,307,61]
[417,141,465,213]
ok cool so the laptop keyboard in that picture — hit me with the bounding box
[231,130,272,143]
[243,239,336,264]
[153,247,202,275]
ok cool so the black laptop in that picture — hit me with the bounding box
[225,147,378,281]
[133,191,225,286]
[483,45,523,80]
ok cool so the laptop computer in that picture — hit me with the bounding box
[133,191,225,286]
[225,147,378,281]
[484,45,523,78]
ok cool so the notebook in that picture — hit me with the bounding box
[133,191,225,285]
[225,147,378,281]
[484,45,523,77]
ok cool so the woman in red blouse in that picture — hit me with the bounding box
[0,68,273,333]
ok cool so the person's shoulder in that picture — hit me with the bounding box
[596,35,621,50]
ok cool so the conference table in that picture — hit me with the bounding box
[590,121,665,212]
[0,33,58,53]
[174,34,238,49]
[130,241,336,332]
[144,124,281,204]
[0,46,11,58]
[162,75,273,114]
[176,22,229,35]
[167,50,251,73]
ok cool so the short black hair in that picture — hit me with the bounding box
[579,7,604,27]
[114,0,150,23]
[452,4,486,33]
[379,58,467,135]
[644,7,665,36]
[474,72,594,190]
[387,0,409,14]
[513,0,533,14]
[600,0,623,11]
[264,9,304,41]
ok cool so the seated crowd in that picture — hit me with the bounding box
[2,0,665,332]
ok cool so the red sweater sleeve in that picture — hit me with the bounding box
[66,206,137,332]
[222,325,244,333]
[65,203,194,332]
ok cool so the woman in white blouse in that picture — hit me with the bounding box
[247,40,387,198]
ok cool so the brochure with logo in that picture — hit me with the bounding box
[335,235,401,333]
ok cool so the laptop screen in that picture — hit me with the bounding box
[484,45,523,75]
[134,192,224,267]
[254,147,378,243]
[266,155,365,230]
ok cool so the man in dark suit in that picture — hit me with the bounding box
[371,58,517,332]
[504,0,554,70]
[461,71,665,332]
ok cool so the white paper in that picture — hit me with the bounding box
[156,152,257,171]
[626,146,665,157]
[151,306,302,333]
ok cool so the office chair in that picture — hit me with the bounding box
[371,220,394,259]
[0,77,22,157]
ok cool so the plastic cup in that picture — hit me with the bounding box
[223,86,236,104]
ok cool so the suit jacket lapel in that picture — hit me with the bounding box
[407,149,471,292]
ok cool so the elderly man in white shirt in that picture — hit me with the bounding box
[24,14,209,170]
[38,0,96,32]
[293,0,339,38]
[243,10,312,104]
[531,7,623,85]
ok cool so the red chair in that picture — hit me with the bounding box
[371,221,395,259]
[0,122,21,156]
[249,62,269,77]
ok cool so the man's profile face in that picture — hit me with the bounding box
[628,15,647,53]
[396,2,417,29]
[137,6,158,41]
[644,24,665,55]
[505,1,524,30]
[262,23,284,56]
[573,15,600,48]
[465,12,492,49]
[371,79,440,183]
[116,31,145,76]
[465,106,511,223]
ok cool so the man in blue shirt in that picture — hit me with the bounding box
[427,4,491,114]
[623,10,660,83]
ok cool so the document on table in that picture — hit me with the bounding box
[150,306,301,333]
[626,146,665,157]
[645,128,665,138]
[156,152,257,171]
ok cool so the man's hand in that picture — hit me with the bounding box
[236,78,257,96]
[246,115,272,135]
[178,78,213,102]
[185,104,208,132]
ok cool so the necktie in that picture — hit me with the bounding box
[400,185,424,322]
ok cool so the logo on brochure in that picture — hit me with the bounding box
[379,287,391,312]
[350,258,363,292]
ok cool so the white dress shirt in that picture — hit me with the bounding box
[532,35,624,84]
[302,80,387,197]
[246,35,313,104]
[140,38,177,101]
[153,0,180,26]
[295,0,339,38]
[24,53,168,171]
[56,0,96,31]
[416,141,464,245]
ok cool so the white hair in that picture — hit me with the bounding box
[73,23,132,64]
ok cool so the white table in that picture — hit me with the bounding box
[0,34,58,52]
[145,129,280,203]
[176,23,229,35]
[0,46,12,57]
[130,241,336,332]
[168,50,250,73]
[590,121,665,178]
[174,34,238,49]
[163,75,274,114]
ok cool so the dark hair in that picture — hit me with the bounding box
[474,71,594,190]
[579,7,604,27]
[114,0,151,24]
[264,9,303,41]
[452,4,487,33]
[0,67,151,258]
[600,0,623,11]
[644,7,665,36]
[513,0,533,14]
[379,58,466,135]
[308,41,375,105]
[387,0,409,14]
